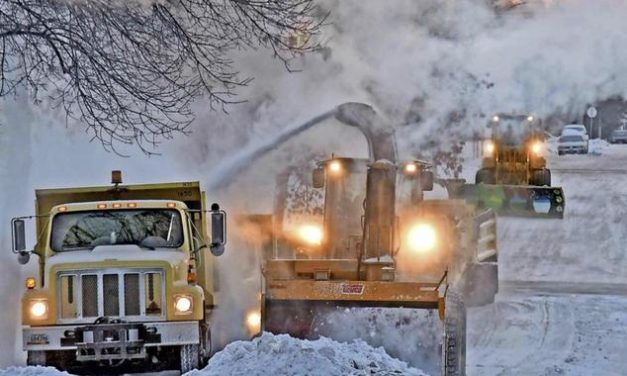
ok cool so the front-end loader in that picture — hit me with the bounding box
[448,113,565,219]
[248,103,498,375]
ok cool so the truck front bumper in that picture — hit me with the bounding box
[23,321,199,356]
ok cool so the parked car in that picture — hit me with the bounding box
[561,124,589,140]
[558,134,588,155]
[609,128,627,143]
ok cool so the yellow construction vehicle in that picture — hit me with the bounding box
[246,103,498,375]
[448,113,565,219]
[11,172,227,374]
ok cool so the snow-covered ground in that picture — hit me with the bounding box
[498,142,627,284]
[466,143,627,375]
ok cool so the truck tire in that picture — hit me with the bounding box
[531,169,551,186]
[464,262,498,307]
[442,292,466,376]
[26,351,46,366]
[180,344,200,373]
[475,168,495,184]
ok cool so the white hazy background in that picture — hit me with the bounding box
[2,0,627,366]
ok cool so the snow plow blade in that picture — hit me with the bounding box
[446,181,565,219]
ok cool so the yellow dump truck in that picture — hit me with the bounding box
[11,172,226,374]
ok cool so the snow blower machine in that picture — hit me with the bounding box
[447,113,564,219]
[249,103,498,376]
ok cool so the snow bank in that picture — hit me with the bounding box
[588,138,610,155]
[188,333,429,376]
[0,367,70,376]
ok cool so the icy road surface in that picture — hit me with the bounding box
[467,142,627,375]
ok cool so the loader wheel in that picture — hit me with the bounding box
[531,169,551,186]
[464,262,498,307]
[475,168,495,184]
[180,344,200,373]
[442,292,466,376]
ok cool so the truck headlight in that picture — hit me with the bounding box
[297,224,323,246]
[174,295,193,314]
[29,300,48,319]
[407,223,437,253]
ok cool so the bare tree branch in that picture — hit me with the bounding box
[0,0,325,154]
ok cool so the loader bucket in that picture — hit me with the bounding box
[448,183,565,219]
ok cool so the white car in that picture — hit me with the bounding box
[561,124,589,140]
[558,134,588,155]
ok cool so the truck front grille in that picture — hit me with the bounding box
[58,268,165,322]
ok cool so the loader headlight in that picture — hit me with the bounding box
[29,300,48,319]
[530,141,543,156]
[484,140,495,156]
[407,223,437,253]
[297,224,323,246]
[174,295,193,314]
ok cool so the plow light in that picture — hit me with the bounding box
[29,300,48,319]
[492,115,500,122]
[530,141,543,156]
[298,225,323,246]
[407,223,437,253]
[527,115,534,122]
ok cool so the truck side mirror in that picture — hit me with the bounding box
[421,171,434,191]
[12,218,30,265]
[312,167,325,188]
[12,218,26,253]
[209,203,226,256]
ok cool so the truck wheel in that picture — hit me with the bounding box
[442,292,466,376]
[180,344,200,373]
[26,351,46,366]
[531,169,551,186]
[464,262,498,307]
[475,168,495,184]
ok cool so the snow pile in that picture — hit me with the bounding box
[588,138,610,155]
[0,367,70,376]
[188,333,429,376]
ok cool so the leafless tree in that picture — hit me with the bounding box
[0,0,324,153]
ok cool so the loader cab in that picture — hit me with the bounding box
[481,114,547,186]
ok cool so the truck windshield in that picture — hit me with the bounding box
[50,209,184,252]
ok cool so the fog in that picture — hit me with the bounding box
[3,0,627,366]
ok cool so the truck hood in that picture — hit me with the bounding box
[46,244,188,269]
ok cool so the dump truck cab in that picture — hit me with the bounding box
[11,173,226,374]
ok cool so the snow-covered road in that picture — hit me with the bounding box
[467,143,627,375]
